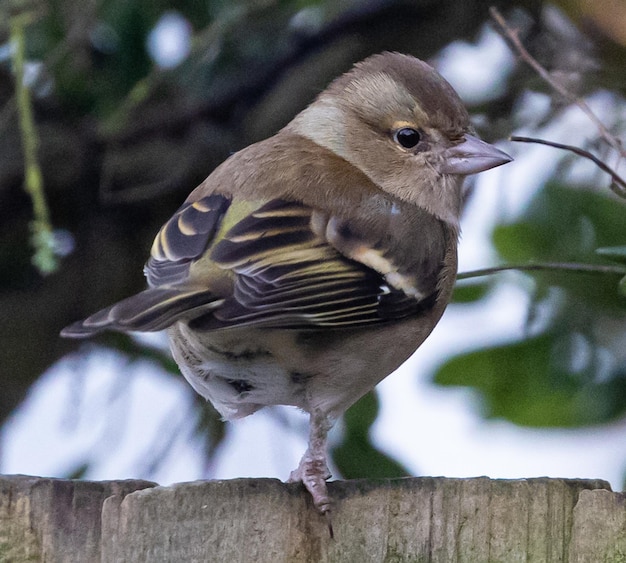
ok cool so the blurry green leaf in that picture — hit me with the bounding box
[333,435,410,480]
[493,183,626,310]
[436,183,626,431]
[332,391,409,479]
[619,275,626,297]
[66,463,89,480]
[101,332,179,375]
[596,246,626,265]
[434,333,626,427]
[495,184,626,261]
[343,389,378,432]
[452,281,491,303]
[193,393,226,459]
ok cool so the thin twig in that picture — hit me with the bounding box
[490,6,625,159]
[457,262,626,281]
[511,136,626,199]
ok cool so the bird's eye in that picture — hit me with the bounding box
[394,127,421,149]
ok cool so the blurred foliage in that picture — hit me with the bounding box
[333,391,409,479]
[93,332,227,464]
[451,281,491,303]
[596,246,626,296]
[9,9,58,274]
[436,334,626,426]
[437,185,626,427]
[1,0,625,482]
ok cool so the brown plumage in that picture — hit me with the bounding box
[62,52,511,518]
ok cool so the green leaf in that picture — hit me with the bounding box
[494,184,626,263]
[193,394,226,460]
[433,333,626,428]
[493,183,626,262]
[101,332,180,375]
[493,183,626,311]
[452,281,491,303]
[332,435,410,480]
[66,463,89,480]
[596,246,626,265]
[332,391,410,479]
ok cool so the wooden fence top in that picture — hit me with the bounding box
[1,474,623,562]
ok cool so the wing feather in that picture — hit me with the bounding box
[146,194,231,286]
[188,199,434,330]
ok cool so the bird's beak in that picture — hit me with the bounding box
[439,134,512,175]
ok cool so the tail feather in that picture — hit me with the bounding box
[61,287,222,338]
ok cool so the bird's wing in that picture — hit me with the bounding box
[188,197,436,330]
[62,144,449,337]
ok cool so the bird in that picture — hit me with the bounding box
[62,52,511,518]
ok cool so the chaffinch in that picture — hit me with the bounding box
[62,52,511,518]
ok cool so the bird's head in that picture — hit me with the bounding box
[288,52,511,226]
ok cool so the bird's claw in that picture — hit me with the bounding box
[289,456,332,515]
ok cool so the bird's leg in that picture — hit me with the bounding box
[288,409,333,514]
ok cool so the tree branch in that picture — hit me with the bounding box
[490,6,625,159]
[510,136,626,199]
[458,261,626,280]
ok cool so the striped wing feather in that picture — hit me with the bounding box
[191,199,426,330]
[63,195,435,337]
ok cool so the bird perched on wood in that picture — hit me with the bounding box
[62,52,511,518]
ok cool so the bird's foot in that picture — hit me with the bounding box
[288,455,332,515]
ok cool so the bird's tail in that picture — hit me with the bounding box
[60,287,222,338]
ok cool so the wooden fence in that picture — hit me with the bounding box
[1,475,624,561]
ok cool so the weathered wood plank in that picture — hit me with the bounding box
[569,488,626,562]
[0,475,156,563]
[1,475,620,562]
[100,477,611,563]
